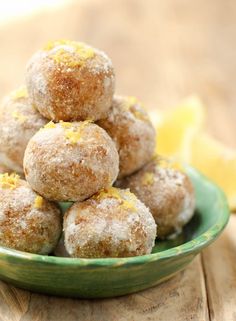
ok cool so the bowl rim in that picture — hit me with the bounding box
[0,167,230,267]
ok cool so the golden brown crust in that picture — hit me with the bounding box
[0,87,47,173]
[64,187,156,258]
[97,95,156,178]
[24,122,119,202]
[26,40,115,121]
[0,177,62,254]
[120,159,195,239]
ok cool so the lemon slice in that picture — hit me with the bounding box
[156,96,205,162]
[153,96,236,210]
[190,133,236,210]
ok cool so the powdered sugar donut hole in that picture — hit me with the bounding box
[64,187,157,258]
[26,40,115,121]
[24,121,119,202]
[120,158,195,239]
[0,87,47,173]
[97,95,156,178]
[0,173,62,254]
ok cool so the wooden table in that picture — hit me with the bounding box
[0,1,236,320]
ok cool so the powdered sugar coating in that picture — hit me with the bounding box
[26,40,115,121]
[120,159,195,239]
[64,188,156,258]
[0,178,61,254]
[24,122,119,202]
[97,95,156,178]
[0,88,47,173]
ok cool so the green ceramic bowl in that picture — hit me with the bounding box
[0,167,229,298]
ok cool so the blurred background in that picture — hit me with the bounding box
[0,0,235,147]
[0,0,236,147]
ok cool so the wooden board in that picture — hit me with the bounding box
[0,256,208,321]
[202,216,236,321]
[0,0,235,320]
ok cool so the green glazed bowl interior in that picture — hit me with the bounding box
[0,166,230,298]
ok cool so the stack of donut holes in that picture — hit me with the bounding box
[0,40,195,258]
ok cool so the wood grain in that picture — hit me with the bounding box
[202,216,236,321]
[0,0,235,320]
[0,257,208,321]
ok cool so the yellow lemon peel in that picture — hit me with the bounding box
[43,121,56,129]
[94,187,137,212]
[155,156,185,172]
[190,133,236,210]
[142,172,154,185]
[65,130,82,144]
[153,96,236,209]
[34,196,44,209]
[59,121,72,128]
[65,120,93,144]
[122,96,148,121]
[44,40,95,68]
[156,96,205,162]
[0,173,20,190]
[94,187,121,201]
[121,190,137,211]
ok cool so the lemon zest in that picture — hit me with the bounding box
[94,187,137,212]
[65,120,93,144]
[65,130,82,144]
[156,156,184,172]
[44,40,95,68]
[0,173,20,190]
[94,187,121,200]
[122,96,137,111]
[43,121,56,129]
[120,199,137,212]
[131,109,149,121]
[122,96,148,121]
[142,172,154,185]
[59,121,72,128]
[34,196,44,209]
